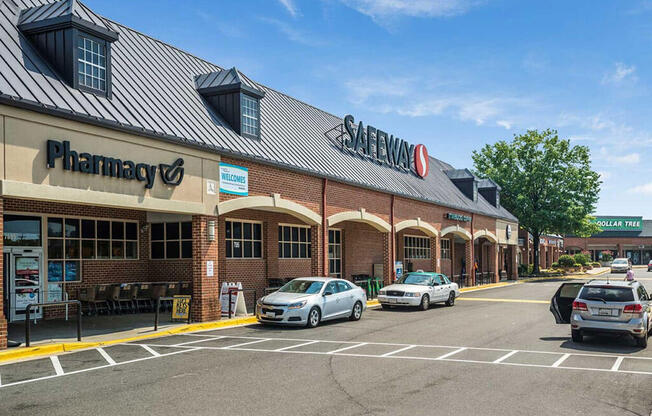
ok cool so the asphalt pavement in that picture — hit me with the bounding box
[2,269,652,416]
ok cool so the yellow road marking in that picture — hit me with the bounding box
[458,297,548,304]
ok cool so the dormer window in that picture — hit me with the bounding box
[196,67,265,139]
[78,36,107,92]
[241,94,260,137]
[18,0,119,98]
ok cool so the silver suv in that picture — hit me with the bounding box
[550,280,651,347]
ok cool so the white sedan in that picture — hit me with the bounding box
[378,272,460,310]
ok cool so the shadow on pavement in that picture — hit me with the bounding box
[540,334,644,354]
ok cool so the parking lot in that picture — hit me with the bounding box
[1,270,652,415]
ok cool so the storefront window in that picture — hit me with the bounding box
[225,220,262,259]
[278,225,311,259]
[150,222,192,259]
[47,217,138,282]
[4,215,41,247]
[440,239,451,259]
[404,235,431,260]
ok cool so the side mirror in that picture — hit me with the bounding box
[323,291,333,296]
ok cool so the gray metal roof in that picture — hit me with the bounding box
[18,0,116,34]
[0,0,517,222]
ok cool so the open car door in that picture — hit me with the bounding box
[550,283,584,324]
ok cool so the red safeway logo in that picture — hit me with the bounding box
[414,144,429,178]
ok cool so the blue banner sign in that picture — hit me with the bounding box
[219,163,248,196]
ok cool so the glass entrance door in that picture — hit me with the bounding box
[328,229,342,278]
[8,249,44,321]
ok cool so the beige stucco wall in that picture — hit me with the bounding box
[0,105,220,215]
[496,219,518,245]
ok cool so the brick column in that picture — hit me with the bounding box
[191,215,220,322]
[433,236,440,273]
[492,244,499,283]
[383,232,392,285]
[0,198,6,349]
[510,246,519,280]
[465,240,473,285]
[310,224,321,276]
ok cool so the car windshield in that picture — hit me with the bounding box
[278,280,324,294]
[613,260,627,265]
[579,286,635,302]
[397,273,433,286]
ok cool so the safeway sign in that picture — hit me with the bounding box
[341,115,430,178]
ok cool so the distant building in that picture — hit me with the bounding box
[564,216,652,265]
[518,230,563,269]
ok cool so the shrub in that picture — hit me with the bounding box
[574,253,591,266]
[600,251,613,262]
[558,255,576,268]
[573,263,583,268]
[592,262,601,267]
[551,262,559,268]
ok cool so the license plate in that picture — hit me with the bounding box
[598,308,612,316]
[389,298,397,304]
[265,311,275,318]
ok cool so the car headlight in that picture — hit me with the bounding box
[404,292,421,297]
[288,300,307,309]
[379,290,386,296]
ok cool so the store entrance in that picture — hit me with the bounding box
[3,214,44,322]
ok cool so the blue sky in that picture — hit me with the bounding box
[87,0,652,217]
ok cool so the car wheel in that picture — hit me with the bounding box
[306,307,321,328]
[636,332,648,348]
[419,294,430,311]
[445,292,455,307]
[349,301,363,321]
[571,329,583,343]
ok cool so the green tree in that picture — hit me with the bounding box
[472,129,601,274]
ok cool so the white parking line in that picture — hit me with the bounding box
[552,353,570,368]
[97,348,117,366]
[493,350,519,364]
[436,347,466,360]
[327,343,367,354]
[173,336,224,346]
[50,356,64,376]
[223,338,270,349]
[611,356,624,371]
[275,341,318,351]
[140,344,161,357]
[382,345,416,357]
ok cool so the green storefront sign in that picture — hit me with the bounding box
[593,217,643,231]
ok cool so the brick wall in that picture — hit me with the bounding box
[191,215,220,321]
[0,198,5,349]
[340,221,386,280]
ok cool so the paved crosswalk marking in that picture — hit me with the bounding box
[140,344,161,357]
[493,350,519,364]
[552,353,570,368]
[275,340,318,351]
[50,356,64,376]
[224,338,270,349]
[611,356,624,371]
[97,348,117,366]
[436,347,466,360]
[327,343,367,354]
[382,345,416,357]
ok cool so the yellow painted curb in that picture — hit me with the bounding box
[0,316,258,364]
[366,299,380,307]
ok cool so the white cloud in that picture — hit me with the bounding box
[605,152,640,165]
[628,182,652,194]
[258,17,325,46]
[344,77,414,105]
[496,120,512,129]
[340,0,484,21]
[601,62,637,85]
[278,0,300,17]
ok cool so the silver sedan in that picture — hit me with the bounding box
[256,277,367,328]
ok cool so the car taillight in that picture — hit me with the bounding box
[572,301,588,311]
[623,304,643,314]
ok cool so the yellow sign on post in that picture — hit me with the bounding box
[172,295,191,321]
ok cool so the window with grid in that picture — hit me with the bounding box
[150,222,193,259]
[279,225,311,259]
[225,220,262,258]
[47,217,138,282]
[404,235,430,260]
[241,94,259,136]
[440,238,451,259]
[77,36,107,92]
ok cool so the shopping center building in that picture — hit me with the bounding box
[565,216,652,265]
[517,230,563,270]
[0,0,519,348]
